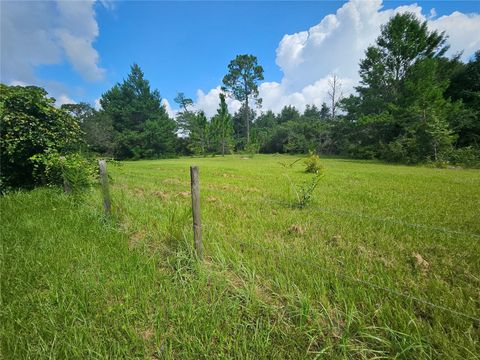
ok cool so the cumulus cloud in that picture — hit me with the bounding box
[194,87,241,118]
[9,78,77,108]
[193,0,480,115]
[429,11,480,58]
[94,98,102,110]
[162,99,177,119]
[1,0,105,94]
[56,94,76,107]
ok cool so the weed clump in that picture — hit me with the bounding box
[304,151,323,174]
[280,155,324,208]
[295,172,323,208]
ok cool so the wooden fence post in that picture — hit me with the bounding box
[190,166,203,260]
[99,160,111,216]
[59,156,72,194]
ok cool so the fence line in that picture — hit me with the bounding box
[109,172,480,239]
[229,239,480,323]
[106,166,480,322]
[259,197,480,239]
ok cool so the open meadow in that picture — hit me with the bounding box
[1,155,479,359]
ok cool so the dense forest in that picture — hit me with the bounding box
[1,13,479,191]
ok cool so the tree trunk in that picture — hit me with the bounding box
[245,96,250,145]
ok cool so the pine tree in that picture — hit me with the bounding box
[100,64,176,159]
[188,111,209,156]
[398,58,455,161]
[222,54,264,144]
[211,93,233,156]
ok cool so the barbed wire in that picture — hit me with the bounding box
[111,172,480,239]
[111,173,480,321]
[258,197,480,239]
[222,239,480,323]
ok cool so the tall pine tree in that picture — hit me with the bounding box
[100,64,176,159]
[211,93,233,156]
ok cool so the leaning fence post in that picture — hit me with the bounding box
[99,159,111,216]
[60,157,72,194]
[190,166,203,260]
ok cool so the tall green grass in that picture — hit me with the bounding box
[1,155,479,358]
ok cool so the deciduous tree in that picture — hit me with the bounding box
[0,85,82,190]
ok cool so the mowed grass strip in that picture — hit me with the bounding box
[1,155,479,359]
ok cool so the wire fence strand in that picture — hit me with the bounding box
[227,239,480,324]
[259,197,480,239]
[113,172,480,322]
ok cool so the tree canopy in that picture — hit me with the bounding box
[2,14,479,173]
[222,54,264,145]
[0,85,83,190]
[99,64,176,159]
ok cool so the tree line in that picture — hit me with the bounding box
[1,12,479,190]
[74,13,479,164]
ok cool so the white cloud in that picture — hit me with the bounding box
[94,98,102,110]
[1,0,106,94]
[9,80,28,87]
[192,0,480,115]
[56,30,105,82]
[273,0,424,95]
[162,99,177,119]
[56,94,76,107]
[9,79,77,108]
[194,87,241,118]
[429,12,480,58]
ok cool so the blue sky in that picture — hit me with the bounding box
[2,1,480,115]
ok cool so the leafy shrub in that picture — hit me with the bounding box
[429,147,480,168]
[241,142,260,158]
[244,142,260,158]
[447,147,480,168]
[279,158,302,169]
[0,84,83,191]
[281,158,324,208]
[304,151,323,173]
[294,172,324,208]
[30,151,97,192]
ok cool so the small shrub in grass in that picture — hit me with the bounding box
[428,147,480,169]
[30,150,97,191]
[281,159,324,208]
[304,151,323,174]
[279,158,302,169]
[294,172,324,208]
[244,142,260,158]
[447,147,480,168]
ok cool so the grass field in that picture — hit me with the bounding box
[1,154,479,359]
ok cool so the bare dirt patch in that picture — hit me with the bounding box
[152,190,169,200]
[163,178,183,185]
[129,230,146,249]
[176,191,190,198]
[412,252,429,274]
[289,224,305,235]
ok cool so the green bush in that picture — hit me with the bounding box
[0,84,83,191]
[30,151,97,192]
[429,147,480,168]
[448,147,480,168]
[304,151,323,173]
[295,172,323,208]
[244,142,260,158]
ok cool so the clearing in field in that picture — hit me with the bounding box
[1,155,479,358]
